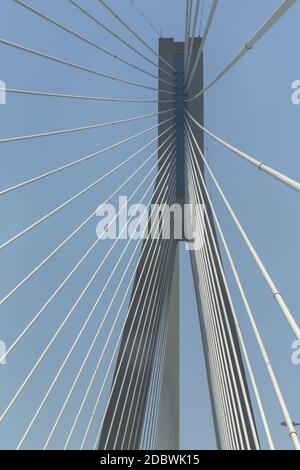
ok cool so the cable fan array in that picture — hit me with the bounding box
[0,0,299,451]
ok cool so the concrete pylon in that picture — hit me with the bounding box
[98,37,258,451]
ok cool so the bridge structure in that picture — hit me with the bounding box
[0,0,299,451]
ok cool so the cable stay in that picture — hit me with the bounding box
[13,0,173,87]
[0,120,174,256]
[185,126,300,451]
[0,109,175,146]
[185,0,218,90]
[0,38,175,95]
[0,123,175,308]
[129,0,162,37]
[185,118,300,341]
[187,0,296,101]
[67,0,175,80]
[4,86,173,103]
[96,0,176,73]
[186,111,300,193]
[0,140,176,447]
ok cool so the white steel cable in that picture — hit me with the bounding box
[214,221,300,450]
[65,195,175,452]
[65,173,176,449]
[108,194,177,450]
[102,243,175,449]
[187,205,232,448]
[88,164,177,450]
[185,0,201,85]
[0,144,176,428]
[121,163,233,447]
[187,190,236,449]
[114,254,176,448]
[92,235,173,451]
[44,161,176,450]
[198,0,206,35]
[91,210,175,450]
[0,39,175,95]
[184,0,193,75]
[67,0,174,80]
[187,130,297,450]
[186,134,248,448]
[2,0,296,451]
[186,134,258,449]
[43,153,176,448]
[134,241,176,451]
[185,0,218,90]
[138,256,172,450]
[114,233,176,451]
[150,288,174,451]
[186,154,242,449]
[129,0,162,37]
[186,134,271,449]
[186,148,239,448]
[186,119,300,341]
[88,216,175,451]
[132,145,235,449]
[188,215,234,449]
[0,132,176,367]
[92,173,176,451]
[17,146,176,449]
[4,87,173,103]
[186,128,261,448]
[142,292,169,449]
[186,140,274,450]
[144,312,168,449]
[128,243,188,451]
[12,0,173,87]
[96,0,176,73]
[186,111,300,193]
[0,109,173,145]
[128,257,186,449]
[184,0,191,78]
[0,116,174,251]
[87,187,176,451]
[187,133,300,451]
[0,126,175,311]
[0,115,174,197]
[186,137,252,449]
[187,0,297,101]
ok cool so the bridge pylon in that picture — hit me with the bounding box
[98,37,259,451]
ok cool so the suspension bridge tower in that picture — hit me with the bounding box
[98,37,258,451]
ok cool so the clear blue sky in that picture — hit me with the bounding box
[0,0,299,450]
